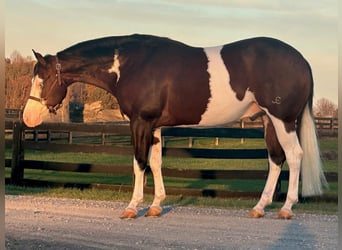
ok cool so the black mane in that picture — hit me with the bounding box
[57,34,189,59]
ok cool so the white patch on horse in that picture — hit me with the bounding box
[199,46,255,126]
[30,76,44,99]
[260,108,303,211]
[108,50,121,84]
[23,76,48,127]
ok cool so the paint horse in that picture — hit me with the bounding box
[23,34,327,219]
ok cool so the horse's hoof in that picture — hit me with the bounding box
[119,208,138,219]
[249,208,264,218]
[278,209,293,219]
[145,206,162,217]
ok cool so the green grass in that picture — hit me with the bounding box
[165,137,266,149]
[5,137,337,214]
[318,137,338,151]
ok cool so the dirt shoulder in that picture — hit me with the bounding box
[5,195,338,249]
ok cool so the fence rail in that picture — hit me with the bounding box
[4,120,337,201]
[5,109,22,120]
[314,117,338,130]
[5,108,338,130]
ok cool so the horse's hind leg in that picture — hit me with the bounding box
[250,115,285,218]
[264,113,303,219]
[145,128,166,217]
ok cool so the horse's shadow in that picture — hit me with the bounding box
[136,205,174,218]
[266,219,320,250]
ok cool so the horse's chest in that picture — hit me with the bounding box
[198,46,254,126]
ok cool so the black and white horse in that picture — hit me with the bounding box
[23,34,327,219]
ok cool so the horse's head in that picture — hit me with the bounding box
[23,50,67,127]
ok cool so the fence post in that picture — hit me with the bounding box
[68,131,73,144]
[33,130,38,142]
[240,119,245,144]
[47,130,52,142]
[101,132,105,145]
[11,121,25,185]
[162,136,165,147]
[188,137,193,148]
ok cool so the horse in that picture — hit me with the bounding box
[23,34,327,220]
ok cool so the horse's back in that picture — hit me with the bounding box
[116,36,312,126]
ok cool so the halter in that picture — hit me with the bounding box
[28,57,65,114]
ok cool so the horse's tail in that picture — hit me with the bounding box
[298,100,328,196]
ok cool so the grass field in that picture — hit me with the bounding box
[5,137,338,214]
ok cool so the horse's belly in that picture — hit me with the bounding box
[198,46,255,126]
[198,93,254,126]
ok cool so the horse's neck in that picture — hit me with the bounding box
[62,60,117,96]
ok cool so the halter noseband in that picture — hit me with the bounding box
[28,56,65,114]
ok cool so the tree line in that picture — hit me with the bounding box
[5,51,338,118]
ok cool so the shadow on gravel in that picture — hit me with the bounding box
[136,206,174,218]
[267,221,317,249]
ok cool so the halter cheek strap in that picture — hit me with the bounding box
[56,57,63,86]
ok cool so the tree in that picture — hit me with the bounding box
[5,51,34,109]
[83,84,119,109]
[314,98,338,117]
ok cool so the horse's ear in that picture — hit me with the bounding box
[32,49,47,66]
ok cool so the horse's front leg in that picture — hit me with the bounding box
[120,118,153,219]
[145,128,166,217]
[119,157,145,219]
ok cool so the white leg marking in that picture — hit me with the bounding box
[265,111,303,214]
[200,46,255,126]
[252,116,281,216]
[253,158,281,214]
[126,157,145,210]
[149,128,166,208]
[108,50,120,84]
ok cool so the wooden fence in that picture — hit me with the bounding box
[4,108,338,131]
[5,109,23,120]
[4,120,337,201]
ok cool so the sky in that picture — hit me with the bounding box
[5,0,338,104]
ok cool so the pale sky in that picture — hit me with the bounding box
[5,0,338,104]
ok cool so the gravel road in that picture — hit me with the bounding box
[5,195,338,250]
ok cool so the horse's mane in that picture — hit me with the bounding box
[57,34,188,59]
